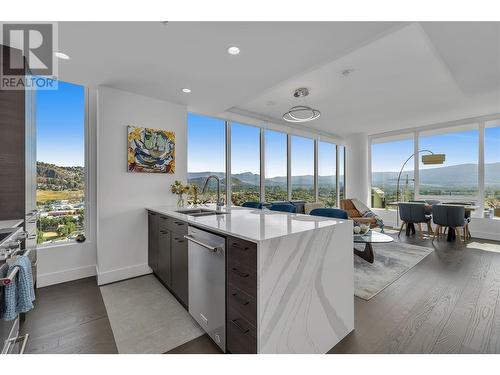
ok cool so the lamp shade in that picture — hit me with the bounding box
[421,154,445,165]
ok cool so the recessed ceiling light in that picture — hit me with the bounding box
[54,51,70,60]
[181,88,191,93]
[227,46,240,55]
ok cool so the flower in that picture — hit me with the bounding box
[170,180,189,195]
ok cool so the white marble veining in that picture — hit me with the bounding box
[257,222,354,353]
[146,205,349,243]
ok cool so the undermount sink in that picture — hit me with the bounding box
[175,208,228,217]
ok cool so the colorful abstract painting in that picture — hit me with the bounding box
[127,126,175,173]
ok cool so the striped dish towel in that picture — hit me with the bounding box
[1,255,36,321]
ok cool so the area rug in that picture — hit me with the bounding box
[354,241,434,300]
[100,274,203,353]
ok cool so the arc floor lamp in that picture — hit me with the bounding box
[395,150,446,225]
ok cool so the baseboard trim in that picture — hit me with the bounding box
[470,231,500,242]
[37,264,97,288]
[97,263,152,286]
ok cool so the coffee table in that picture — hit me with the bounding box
[353,231,394,264]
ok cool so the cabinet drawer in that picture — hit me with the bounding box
[158,215,170,231]
[227,258,256,298]
[227,236,257,270]
[227,308,257,354]
[166,218,188,235]
[227,283,256,326]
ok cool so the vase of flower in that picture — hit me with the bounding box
[177,193,185,208]
[171,180,189,208]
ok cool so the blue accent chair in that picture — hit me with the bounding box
[309,208,348,219]
[241,201,263,209]
[398,202,433,237]
[268,203,297,213]
[432,204,469,243]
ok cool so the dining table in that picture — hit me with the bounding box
[389,202,478,241]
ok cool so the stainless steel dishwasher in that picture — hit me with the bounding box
[184,226,226,351]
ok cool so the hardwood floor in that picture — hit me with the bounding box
[20,232,500,354]
[329,231,500,354]
[21,277,117,354]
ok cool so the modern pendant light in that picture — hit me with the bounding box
[282,88,321,123]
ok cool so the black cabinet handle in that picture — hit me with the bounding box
[232,268,249,278]
[149,213,157,216]
[173,221,184,226]
[160,217,168,220]
[231,292,250,306]
[231,319,249,334]
[173,238,185,243]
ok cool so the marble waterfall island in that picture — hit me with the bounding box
[146,205,354,354]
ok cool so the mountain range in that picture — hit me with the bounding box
[189,162,500,188]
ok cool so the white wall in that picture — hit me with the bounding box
[345,133,370,205]
[96,86,187,285]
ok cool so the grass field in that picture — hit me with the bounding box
[36,190,84,204]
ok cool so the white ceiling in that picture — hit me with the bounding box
[56,21,500,137]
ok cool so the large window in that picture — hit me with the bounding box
[485,120,500,210]
[318,141,337,207]
[371,135,415,207]
[265,130,288,202]
[291,136,315,202]
[36,81,86,245]
[187,114,344,207]
[230,123,260,206]
[187,113,226,203]
[419,125,478,197]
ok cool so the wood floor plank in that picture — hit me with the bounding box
[396,251,479,353]
[487,261,500,353]
[22,277,118,354]
[430,251,492,353]
[460,255,500,353]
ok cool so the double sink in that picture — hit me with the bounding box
[176,208,229,217]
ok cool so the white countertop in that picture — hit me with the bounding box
[146,205,350,242]
[0,219,24,230]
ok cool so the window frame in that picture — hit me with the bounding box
[36,84,90,248]
[369,114,500,219]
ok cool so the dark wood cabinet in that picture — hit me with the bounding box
[226,236,257,354]
[147,212,159,274]
[158,229,172,287]
[0,45,30,221]
[148,213,259,353]
[170,233,188,307]
[148,211,188,307]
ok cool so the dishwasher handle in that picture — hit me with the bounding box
[184,235,220,252]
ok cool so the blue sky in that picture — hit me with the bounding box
[372,127,500,173]
[36,81,85,167]
[188,113,326,177]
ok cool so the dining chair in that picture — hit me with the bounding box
[398,202,433,237]
[432,204,469,243]
[241,201,263,209]
[268,203,297,213]
[309,208,348,219]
